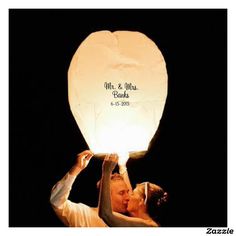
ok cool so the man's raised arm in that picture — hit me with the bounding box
[50,150,93,225]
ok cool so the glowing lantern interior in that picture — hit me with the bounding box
[68,30,167,155]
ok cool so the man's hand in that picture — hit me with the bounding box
[75,150,94,170]
[102,154,118,174]
[69,150,94,176]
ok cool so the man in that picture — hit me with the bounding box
[50,150,130,227]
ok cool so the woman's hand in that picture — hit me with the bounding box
[102,153,118,174]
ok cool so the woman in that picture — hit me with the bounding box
[98,154,168,227]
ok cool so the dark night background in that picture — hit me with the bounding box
[9,9,227,227]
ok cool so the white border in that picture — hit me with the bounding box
[1,1,235,236]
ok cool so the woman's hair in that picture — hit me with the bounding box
[137,182,168,223]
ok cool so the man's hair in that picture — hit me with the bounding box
[96,173,124,190]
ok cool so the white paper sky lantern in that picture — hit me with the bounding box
[68,30,168,157]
